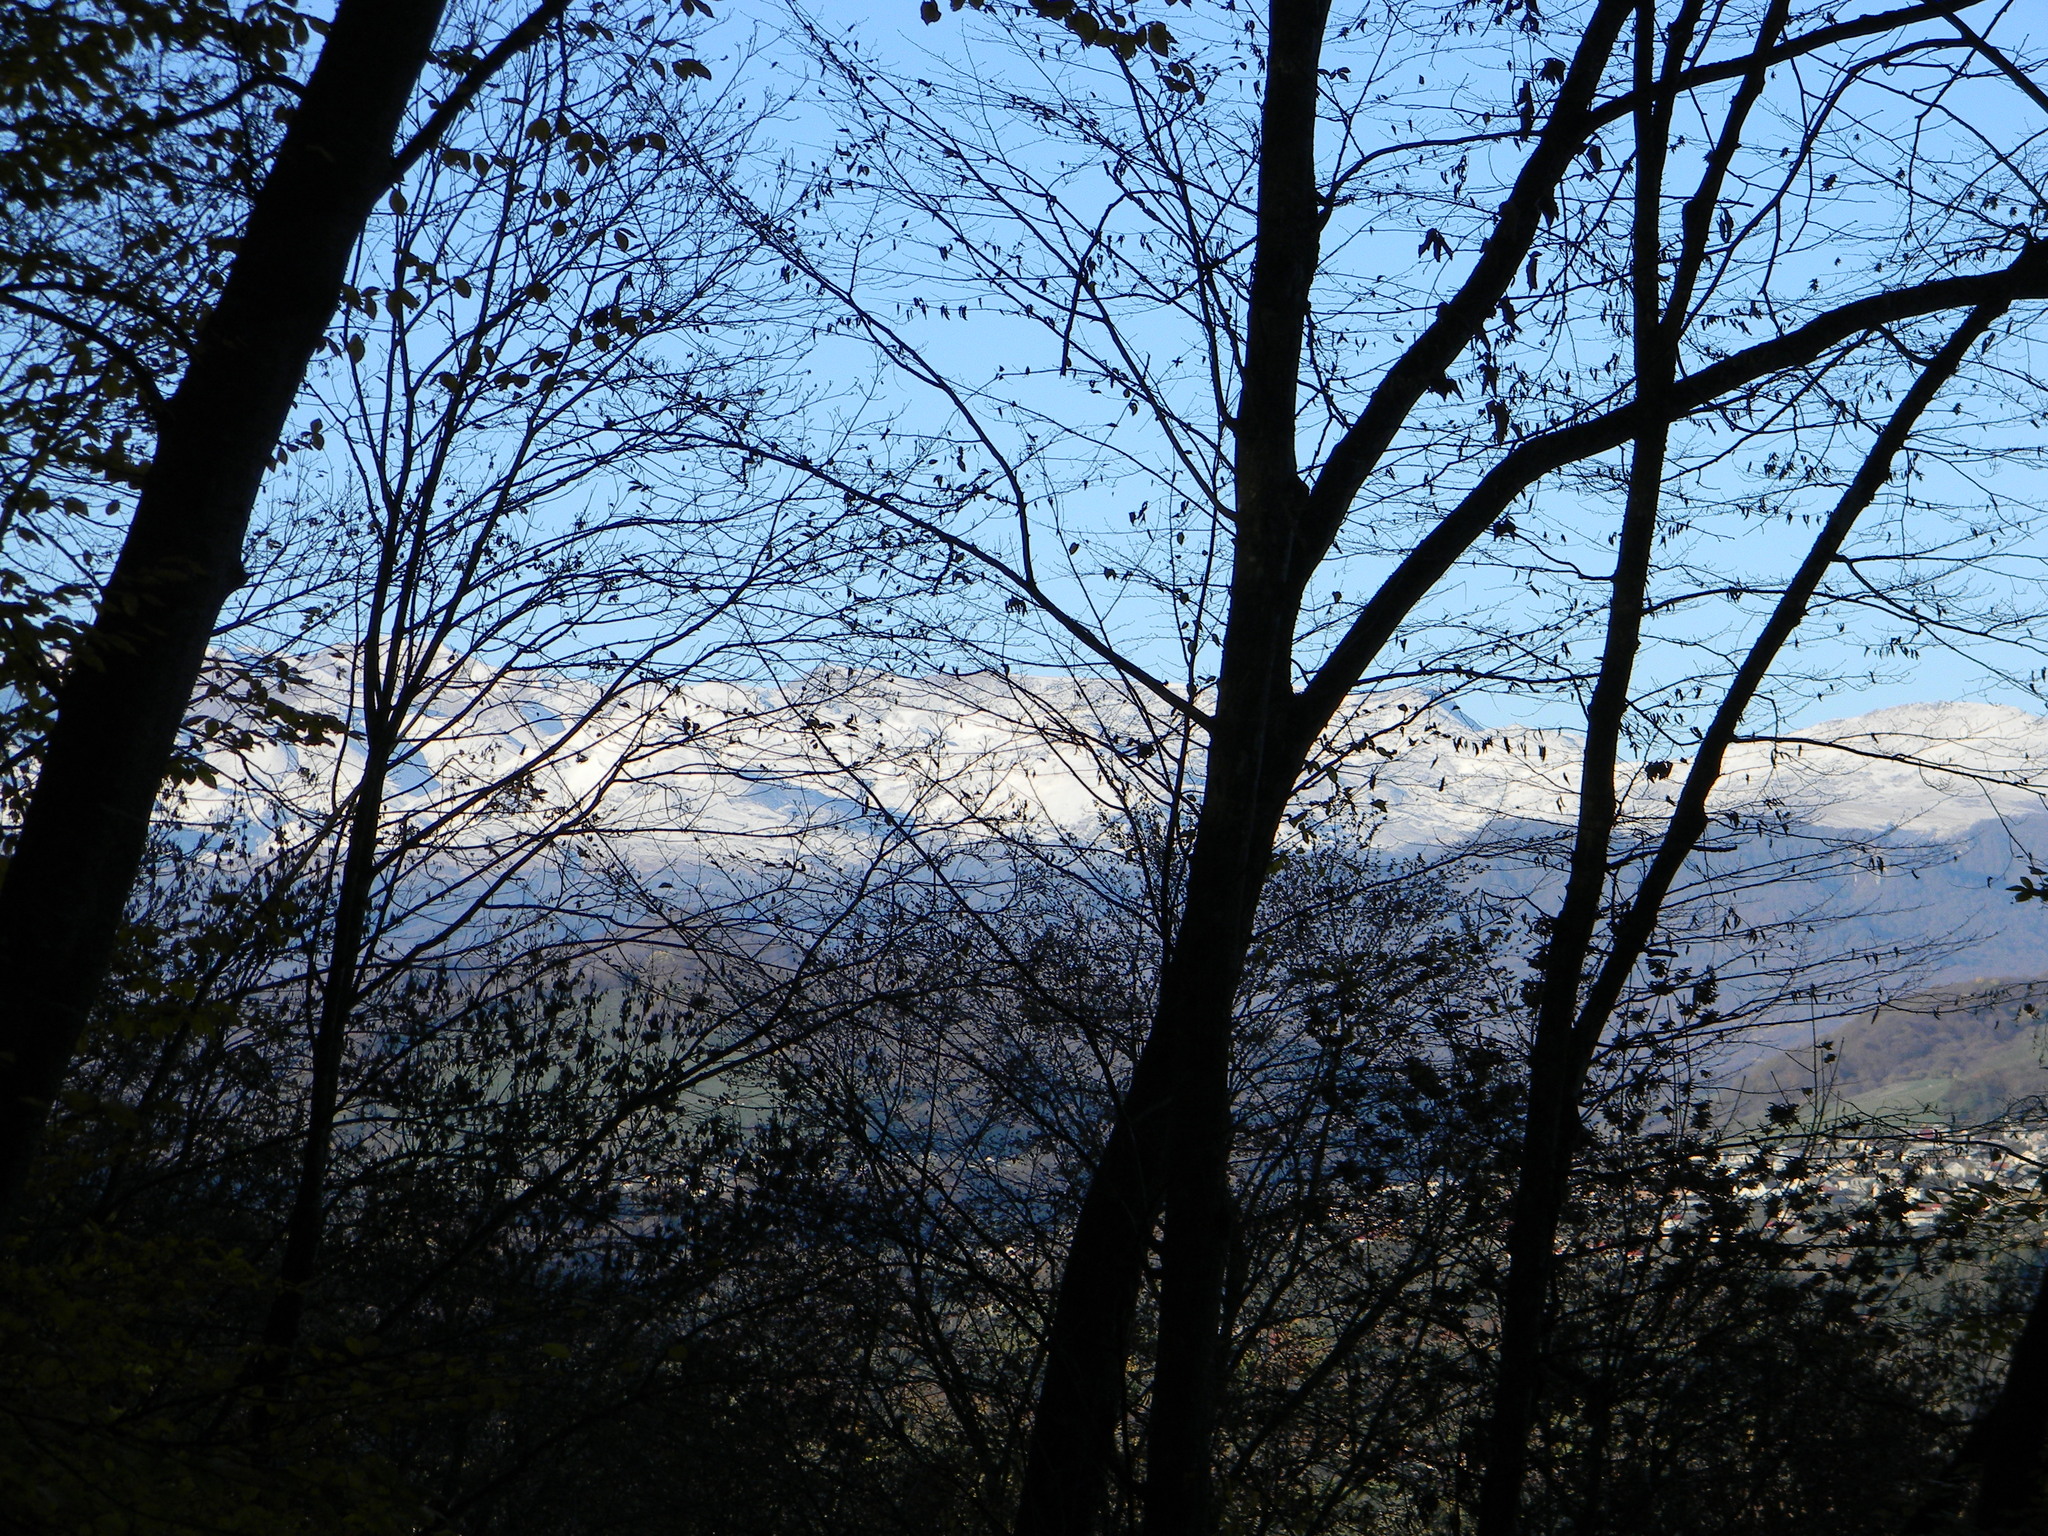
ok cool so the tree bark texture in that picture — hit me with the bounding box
[0,0,451,1213]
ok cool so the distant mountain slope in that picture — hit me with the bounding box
[201,661,2048,986]
[1736,980,2048,1122]
[1348,698,2048,986]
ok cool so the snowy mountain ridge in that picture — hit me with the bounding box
[189,661,2048,981]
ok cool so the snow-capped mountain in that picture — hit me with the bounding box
[187,658,2048,984]
[1319,697,2048,983]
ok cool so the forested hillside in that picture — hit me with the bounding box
[1735,981,2048,1122]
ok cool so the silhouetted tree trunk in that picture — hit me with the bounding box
[1476,1,1701,1522]
[998,5,2048,1534]
[1473,298,2011,1536]
[0,0,570,1213]
[1139,4,1330,1532]
[1015,7,1635,1528]
[246,720,391,1394]
[1908,1260,2048,1532]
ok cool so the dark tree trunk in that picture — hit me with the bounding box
[1012,768,1295,1536]
[1014,7,1330,1531]
[1005,4,2038,1532]
[1138,736,1300,1536]
[247,724,392,1393]
[0,0,450,1212]
[1013,1021,1171,1536]
[1473,290,2005,1535]
[1475,6,1689,1527]
[1955,1264,2048,1532]
[1140,3,1329,1532]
